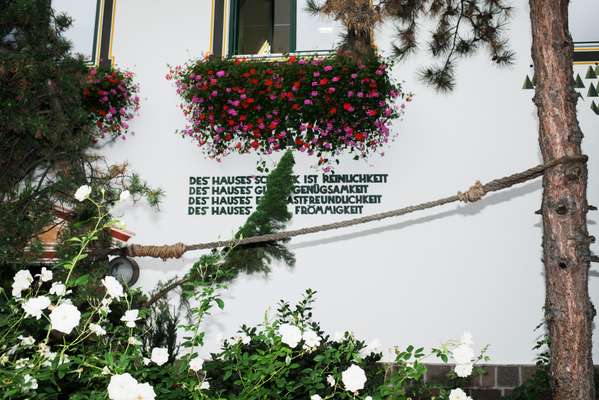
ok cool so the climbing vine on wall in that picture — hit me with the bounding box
[168,54,409,169]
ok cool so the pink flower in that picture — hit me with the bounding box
[324,65,333,72]
[216,70,226,77]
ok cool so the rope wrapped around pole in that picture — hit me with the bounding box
[124,155,587,260]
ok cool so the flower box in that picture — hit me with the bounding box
[83,66,140,139]
[169,54,408,168]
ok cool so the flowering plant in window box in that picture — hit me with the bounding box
[83,66,140,139]
[168,54,409,169]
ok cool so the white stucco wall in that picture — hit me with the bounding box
[57,0,599,364]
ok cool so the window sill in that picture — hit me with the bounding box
[229,49,335,60]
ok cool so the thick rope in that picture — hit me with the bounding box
[125,155,587,260]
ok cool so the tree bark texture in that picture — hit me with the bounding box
[529,0,595,399]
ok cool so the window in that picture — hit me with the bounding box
[51,0,116,65]
[228,0,296,56]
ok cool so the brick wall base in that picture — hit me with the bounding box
[424,363,539,399]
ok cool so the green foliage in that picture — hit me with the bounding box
[148,151,297,309]
[0,0,157,267]
[202,289,480,400]
[0,0,91,262]
[307,0,514,91]
[223,150,296,275]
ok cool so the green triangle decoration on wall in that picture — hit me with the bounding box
[522,75,534,89]
[595,65,599,76]
[585,66,598,79]
[591,101,599,115]
[587,82,598,97]
[574,74,585,88]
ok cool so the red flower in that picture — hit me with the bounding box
[319,78,329,85]
[292,103,300,110]
[329,107,337,115]
[343,103,353,112]
[264,79,273,86]
[366,109,378,117]
[295,137,304,146]
[354,132,365,141]
[250,140,260,149]
[245,97,255,104]
[224,133,232,141]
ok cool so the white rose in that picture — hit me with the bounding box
[454,363,474,378]
[15,358,30,369]
[128,336,141,346]
[310,395,322,400]
[22,296,51,319]
[134,382,156,400]
[365,397,373,400]
[341,364,367,393]
[200,380,210,390]
[102,276,125,300]
[89,323,106,336]
[278,323,302,348]
[121,309,139,328]
[74,185,92,202]
[18,336,35,346]
[460,331,474,346]
[119,190,131,202]
[0,354,9,366]
[150,347,169,366]
[49,282,67,296]
[37,267,53,282]
[12,270,33,298]
[332,331,348,342]
[326,374,335,387]
[360,338,382,356]
[49,303,81,334]
[449,388,472,400]
[302,329,321,350]
[236,332,251,345]
[189,357,204,372]
[108,373,138,400]
[452,344,474,365]
[22,374,38,391]
[143,357,150,366]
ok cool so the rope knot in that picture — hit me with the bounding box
[127,242,187,261]
[457,180,486,203]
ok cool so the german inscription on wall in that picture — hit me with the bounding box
[188,174,388,216]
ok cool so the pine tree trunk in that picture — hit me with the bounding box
[529,1,595,399]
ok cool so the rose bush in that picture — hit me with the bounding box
[0,186,485,400]
[168,54,410,169]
